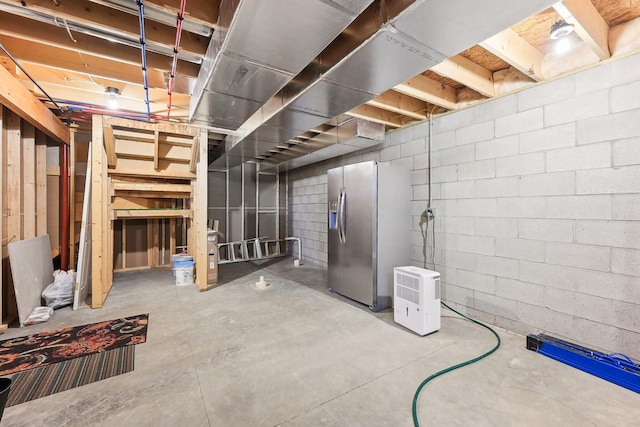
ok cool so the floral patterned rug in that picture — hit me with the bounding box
[0,314,148,376]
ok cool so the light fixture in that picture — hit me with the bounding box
[105,86,120,110]
[550,20,575,55]
[549,20,574,40]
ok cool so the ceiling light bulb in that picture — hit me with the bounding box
[107,97,119,110]
[550,20,574,40]
[555,36,572,55]
[105,86,121,110]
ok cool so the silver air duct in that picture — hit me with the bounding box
[189,0,374,130]
[211,0,556,169]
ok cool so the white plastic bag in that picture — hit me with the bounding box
[24,306,54,325]
[42,269,75,309]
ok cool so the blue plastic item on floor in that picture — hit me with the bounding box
[526,333,640,394]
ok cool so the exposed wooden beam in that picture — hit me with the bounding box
[22,123,36,240]
[432,55,495,97]
[346,105,407,128]
[394,75,458,110]
[189,137,199,174]
[112,182,192,194]
[0,0,208,57]
[28,82,191,118]
[154,130,160,171]
[113,209,193,219]
[0,12,200,77]
[554,0,610,60]
[0,35,191,92]
[480,29,544,81]
[0,61,69,144]
[109,167,196,180]
[35,130,48,236]
[103,125,117,168]
[104,116,200,136]
[366,90,428,121]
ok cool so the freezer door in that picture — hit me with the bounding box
[327,166,344,292]
[341,161,376,306]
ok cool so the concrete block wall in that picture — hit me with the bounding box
[287,52,640,353]
[287,171,328,264]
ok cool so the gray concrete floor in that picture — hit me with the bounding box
[2,258,638,426]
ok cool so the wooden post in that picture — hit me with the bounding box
[0,105,4,328]
[122,219,127,270]
[151,219,159,267]
[195,129,208,291]
[22,123,36,240]
[35,130,47,237]
[170,218,176,256]
[6,110,22,247]
[60,141,70,270]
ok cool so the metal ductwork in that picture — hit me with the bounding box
[189,0,374,130]
[210,0,557,170]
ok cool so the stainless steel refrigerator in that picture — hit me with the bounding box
[327,160,410,311]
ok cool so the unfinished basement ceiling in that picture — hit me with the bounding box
[1,0,640,170]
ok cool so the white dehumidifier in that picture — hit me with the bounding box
[393,266,441,335]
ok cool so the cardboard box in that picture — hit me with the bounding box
[207,245,219,284]
[207,223,219,284]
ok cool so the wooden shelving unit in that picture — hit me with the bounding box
[90,115,208,308]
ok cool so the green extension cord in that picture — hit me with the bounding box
[412,302,502,427]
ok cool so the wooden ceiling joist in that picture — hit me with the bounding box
[394,75,458,111]
[346,105,409,128]
[103,124,117,168]
[0,35,186,92]
[432,55,495,97]
[480,29,544,81]
[0,63,69,144]
[366,90,428,121]
[0,12,199,77]
[0,0,208,57]
[554,0,610,60]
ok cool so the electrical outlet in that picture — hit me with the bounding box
[426,207,436,218]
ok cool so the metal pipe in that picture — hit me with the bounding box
[167,0,187,119]
[136,0,152,120]
[428,113,432,208]
[284,237,302,261]
[60,143,70,270]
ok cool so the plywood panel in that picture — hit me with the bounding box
[73,146,91,310]
[7,235,53,326]
[125,219,148,269]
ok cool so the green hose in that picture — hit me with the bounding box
[412,302,501,427]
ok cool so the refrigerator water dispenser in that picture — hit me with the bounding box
[329,201,338,230]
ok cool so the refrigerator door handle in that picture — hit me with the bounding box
[338,187,346,243]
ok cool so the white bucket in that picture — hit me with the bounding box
[171,254,193,278]
[174,261,195,286]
